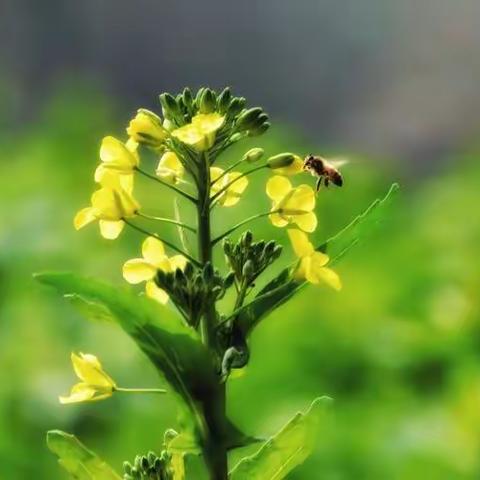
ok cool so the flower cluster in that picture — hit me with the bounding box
[66,86,342,407]
[123,450,177,480]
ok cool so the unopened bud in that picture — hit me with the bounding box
[242,260,255,280]
[224,272,235,289]
[159,93,181,119]
[235,107,263,131]
[202,262,214,283]
[267,153,296,169]
[242,147,264,163]
[248,121,270,137]
[228,97,246,117]
[182,87,193,110]
[217,87,232,113]
[126,109,168,147]
[199,88,217,113]
[242,230,253,247]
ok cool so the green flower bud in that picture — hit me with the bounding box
[159,93,181,119]
[141,456,149,470]
[248,121,270,137]
[242,230,253,247]
[195,87,205,106]
[273,245,283,259]
[265,240,276,256]
[242,259,255,280]
[235,107,263,131]
[123,462,132,474]
[224,272,235,289]
[202,262,214,283]
[174,268,186,285]
[229,132,243,143]
[267,153,296,169]
[217,87,232,113]
[182,87,193,110]
[199,88,217,113]
[242,147,265,163]
[228,97,246,117]
[184,262,194,279]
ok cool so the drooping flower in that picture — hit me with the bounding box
[171,113,225,152]
[155,151,185,184]
[288,229,341,290]
[94,136,139,180]
[74,170,140,240]
[122,237,187,304]
[266,176,317,232]
[210,167,248,207]
[127,109,168,147]
[59,353,116,404]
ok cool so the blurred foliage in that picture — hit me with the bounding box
[0,83,479,479]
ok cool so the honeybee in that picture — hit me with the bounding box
[303,154,346,192]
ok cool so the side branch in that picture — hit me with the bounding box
[138,212,197,233]
[123,218,200,266]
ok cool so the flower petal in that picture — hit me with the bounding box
[100,136,138,171]
[284,184,315,212]
[74,207,96,230]
[288,229,314,258]
[142,237,166,265]
[307,266,341,291]
[145,280,169,304]
[192,113,225,134]
[266,176,292,201]
[71,353,113,387]
[294,211,317,233]
[169,255,187,271]
[156,152,184,184]
[59,383,96,404]
[123,258,156,284]
[269,211,289,228]
[99,220,125,239]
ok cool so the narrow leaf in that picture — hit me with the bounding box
[229,397,332,480]
[236,183,399,336]
[46,430,121,480]
[174,197,191,255]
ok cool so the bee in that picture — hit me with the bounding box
[303,154,346,192]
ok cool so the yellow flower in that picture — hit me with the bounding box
[210,167,248,207]
[288,229,341,290]
[266,176,317,232]
[127,109,168,147]
[94,136,139,179]
[155,151,185,184]
[122,237,187,304]
[74,170,140,240]
[59,353,116,404]
[171,113,225,151]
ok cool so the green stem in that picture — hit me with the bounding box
[123,218,200,267]
[209,164,267,205]
[135,166,197,203]
[211,210,277,246]
[138,212,197,233]
[210,157,245,186]
[115,387,166,394]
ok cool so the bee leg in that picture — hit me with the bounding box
[324,177,330,188]
[316,178,322,192]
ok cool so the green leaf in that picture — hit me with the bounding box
[229,397,332,480]
[46,430,121,480]
[236,183,399,336]
[35,273,220,447]
[64,294,115,323]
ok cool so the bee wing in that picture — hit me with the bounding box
[327,157,349,168]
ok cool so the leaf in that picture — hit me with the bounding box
[236,183,399,336]
[64,294,115,323]
[229,397,332,480]
[35,273,220,447]
[46,430,121,480]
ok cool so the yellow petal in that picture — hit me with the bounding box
[123,258,157,284]
[145,280,169,304]
[59,383,96,404]
[222,173,248,207]
[100,136,138,171]
[156,152,184,184]
[142,237,166,265]
[71,353,115,387]
[307,265,341,291]
[266,176,292,201]
[293,211,317,233]
[99,220,125,239]
[192,113,225,134]
[127,111,167,145]
[169,255,188,271]
[172,124,208,151]
[287,229,314,258]
[284,184,315,213]
[74,207,96,230]
[91,188,120,219]
[210,167,224,183]
[293,257,310,281]
[269,211,289,228]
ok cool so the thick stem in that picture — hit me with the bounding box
[196,152,229,480]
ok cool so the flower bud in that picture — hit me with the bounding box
[224,272,235,289]
[182,87,194,111]
[235,107,263,131]
[217,87,232,113]
[242,147,265,163]
[241,230,253,248]
[248,121,270,137]
[267,153,296,169]
[159,93,181,119]
[199,88,217,113]
[202,262,214,283]
[127,109,168,148]
[242,260,255,280]
[228,97,246,117]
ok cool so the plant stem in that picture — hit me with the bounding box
[211,210,277,246]
[115,387,166,394]
[123,218,200,267]
[196,151,229,480]
[138,212,197,233]
[135,166,197,203]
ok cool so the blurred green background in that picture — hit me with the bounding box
[1,1,480,479]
